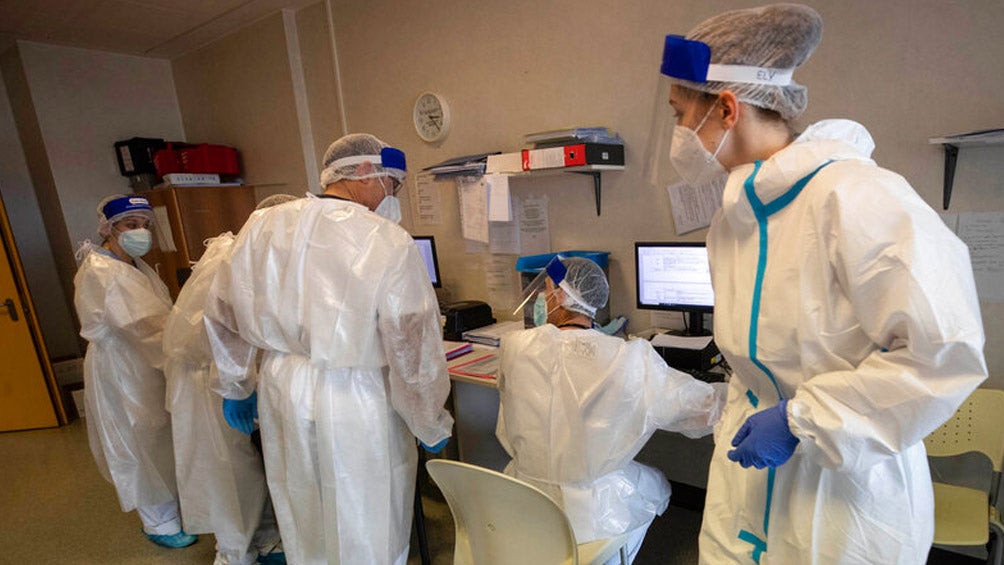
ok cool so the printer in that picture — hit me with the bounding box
[441,300,496,341]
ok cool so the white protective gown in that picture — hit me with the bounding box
[163,233,273,563]
[74,243,177,512]
[205,196,454,565]
[497,324,724,545]
[699,120,988,565]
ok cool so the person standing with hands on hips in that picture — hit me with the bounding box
[205,133,453,565]
[650,4,987,563]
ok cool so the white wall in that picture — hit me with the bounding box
[17,41,186,249]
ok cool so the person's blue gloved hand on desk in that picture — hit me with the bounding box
[727,399,799,469]
[223,391,258,435]
[421,437,449,454]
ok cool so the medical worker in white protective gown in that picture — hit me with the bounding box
[163,194,296,565]
[496,256,726,564]
[74,194,197,548]
[648,4,988,564]
[205,133,453,565]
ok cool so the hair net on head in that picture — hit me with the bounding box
[319,133,406,188]
[256,193,298,210]
[96,194,154,238]
[558,257,609,318]
[676,3,823,120]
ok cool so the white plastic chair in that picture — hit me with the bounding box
[924,388,1004,564]
[426,459,629,565]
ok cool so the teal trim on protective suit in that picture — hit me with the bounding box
[746,388,759,408]
[736,159,834,562]
[738,529,767,564]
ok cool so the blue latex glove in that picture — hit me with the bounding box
[727,399,799,469]
[421,438,449,454]
[222,392,258,435]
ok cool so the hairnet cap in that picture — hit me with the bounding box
[558,257,609,318]
[256,193,298,210]
[680,3,823,120]
[319,133,406,187]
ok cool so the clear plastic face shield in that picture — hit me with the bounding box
[97,195,158,258]
[643,34,794,192]
[513,256,596,326]
[321,146,407,186]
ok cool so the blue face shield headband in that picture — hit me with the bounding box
[102,196,153,220]
[660,34,794,86]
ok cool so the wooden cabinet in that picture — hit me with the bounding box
[143,185,256,300]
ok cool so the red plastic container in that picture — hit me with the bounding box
[180,144,239,176]
[153,142,187,177]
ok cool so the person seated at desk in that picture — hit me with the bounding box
[495,257,726,564]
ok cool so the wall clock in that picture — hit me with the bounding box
[413,92,451,143]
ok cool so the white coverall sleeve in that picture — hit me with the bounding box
[204,245,258,400]
[104,275,170,371]
[643,342,726,439]
[788,180,987,473]
[378,243,454,446]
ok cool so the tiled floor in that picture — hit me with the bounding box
[0,418,985,564]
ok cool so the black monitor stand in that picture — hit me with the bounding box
[683,311,712,337]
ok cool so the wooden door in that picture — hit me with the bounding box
[0,194,64,431]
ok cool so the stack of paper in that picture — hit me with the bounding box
[448,352,499,380]
[524,127,624,148]
[461,320,525,347]
[423,153,500,180]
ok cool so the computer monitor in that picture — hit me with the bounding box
[635,241,714,336]
[413,235,442,288]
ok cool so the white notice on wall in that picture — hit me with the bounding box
[666,177,726,235]
[489,219,520,255]
[518,194,550,256]
[485,255,519,310]
[957,211,1004,303]
[486,174,512,222]
[414,172,442,225]
[457,175,489,243]
[152,206,177,252]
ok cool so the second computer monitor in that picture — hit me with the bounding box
[413,235,442,288]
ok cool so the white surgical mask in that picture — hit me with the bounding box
[374,195,402,223]
[669,100,730,188]
[375,176,403,223]
[119,228,152,258]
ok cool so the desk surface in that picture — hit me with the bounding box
[447,343,499,387]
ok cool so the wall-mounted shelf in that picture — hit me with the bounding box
[929,129,1004,209]
[509,164,625,216]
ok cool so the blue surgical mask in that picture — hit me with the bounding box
[119,228,152,257]
[533,293,548,326]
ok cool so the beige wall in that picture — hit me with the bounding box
[296,2,344,174]
[173,12,310,199]
[316,0,1004,384]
